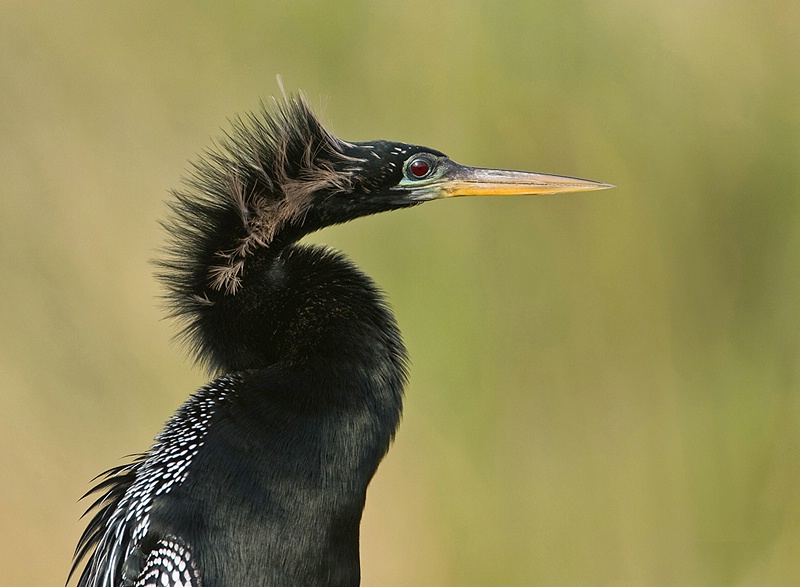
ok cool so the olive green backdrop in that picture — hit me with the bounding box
[2,1,798,585]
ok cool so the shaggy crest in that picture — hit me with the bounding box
[156,94,364,366]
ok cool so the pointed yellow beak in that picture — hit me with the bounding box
[438,164,615,198]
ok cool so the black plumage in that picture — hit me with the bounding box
[69,94,611,587]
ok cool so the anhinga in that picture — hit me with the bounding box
[69,94,612,587]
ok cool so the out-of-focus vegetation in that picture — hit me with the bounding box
[2,1,798,585]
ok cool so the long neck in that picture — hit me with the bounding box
[178,243,407,585]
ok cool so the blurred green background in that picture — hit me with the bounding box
[2,1,799,585]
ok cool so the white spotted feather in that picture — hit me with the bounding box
[71,376,236,587]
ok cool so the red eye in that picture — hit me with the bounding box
[408,158,431,178]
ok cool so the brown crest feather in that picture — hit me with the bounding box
[156,93,365,366]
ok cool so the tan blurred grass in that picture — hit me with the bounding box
[2,1,799,585]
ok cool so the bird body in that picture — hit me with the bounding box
[70,94,611,586]
[75,246,405,586]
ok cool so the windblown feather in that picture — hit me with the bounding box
[156,94,362,370]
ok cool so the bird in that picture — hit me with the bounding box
[68,93,612,587]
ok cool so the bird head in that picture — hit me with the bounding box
[303,136,614,231]
[175,95,612,255]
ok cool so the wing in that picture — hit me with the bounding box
[69,458,144,587]
[69,376,238,587]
